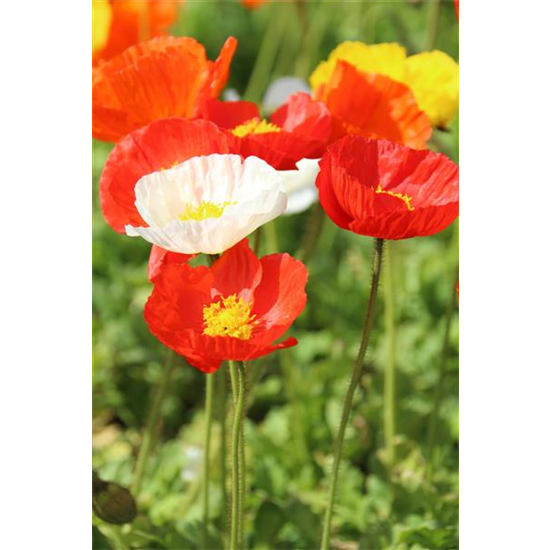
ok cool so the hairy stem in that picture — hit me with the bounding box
[202,373,215,549]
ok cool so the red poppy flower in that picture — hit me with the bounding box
[92,1,179,66]
[313,60,432,149]
[148,245,194,282]
[316,135,458,239]
[99,118,232,233]
[92,36,237,142]
[200,92,332,170]
[144,238,308,373]
[454,0,459,20]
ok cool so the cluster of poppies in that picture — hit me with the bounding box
[92,5,458,374]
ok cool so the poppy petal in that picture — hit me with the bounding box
[93,36,237,142]
[403,51,459,128]
[209,37,238,98]
[271,92,331,138]
[252,253,308,343]
[199,98,260,129]
[148,245,194,282]
[93,1,178,64]
[125,154,287,255]
[144,240,307,373]
[145,263,214,334]
[211,239,263,302]
[316,61,432,149]
[99,118,231,233]
[310,41,407,93]
[183,353,222,374]
[316,136,458,239]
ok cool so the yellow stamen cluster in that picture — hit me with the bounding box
[180,201,235,221]
[203,295,257,340]
[231,118,282,138]
[375,185,415,211]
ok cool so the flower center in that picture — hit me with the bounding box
[374,184,415,211]
[179,201,236,221]
[231,118,282,137]
[203,295,257,340]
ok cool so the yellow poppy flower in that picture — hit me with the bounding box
[310,42,407,92]
[310,41,459,128]
[92,1,113,54]
[403,51,459,128]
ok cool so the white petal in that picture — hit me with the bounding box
[262,76,311,113]
[284,187,319,216]
[279,158,321,215]
[127,154,288,254]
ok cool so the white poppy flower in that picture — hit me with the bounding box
[125,154,287,254]
[279,158,321,215]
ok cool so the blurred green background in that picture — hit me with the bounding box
[93,1,458,549]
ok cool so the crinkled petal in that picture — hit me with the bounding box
[310,41,407,93]
[316,136,458,239]
[317,61,432,149]
[211,239,263,302]
[147,245,194,282]
[99,118,231,233]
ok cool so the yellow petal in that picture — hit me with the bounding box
[404,50,459,128]
[92,0,113,54]
[310,41,407,93]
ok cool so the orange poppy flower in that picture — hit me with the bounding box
[92,36,237,142]
[92,0,179,65]
[310,42,458,129]
[145,238,308,373]
[200,92,332,169]
[316,136,458,239]
[313,60,432,149]
[241,0,266,10]
[99,118,232,233]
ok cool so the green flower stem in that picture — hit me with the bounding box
[273,2,302,77]
[238,377,246,550]
[244,2,288,103]
[297,203,326,264]
[218,366,228,536]
[229,361,246,550]
[383,241,397,466]
[320,238,385,550]
[239,362,248,548]
[264,220,280,254]
[253,226,263,255]
[202,373,215,549]
[424,0,441,51]
[228,362,239,546]
[294,1,332,78]
[229,361,239,406]
[132,351,175,497]
[426,264,459,482]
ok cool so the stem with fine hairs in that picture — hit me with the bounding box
[320,238,385,550]
[383,241,397,466]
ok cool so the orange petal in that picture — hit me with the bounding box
[316,60,432,149]
[93,36,236,142]
[93,0,179,64]
[209,37,238,98]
